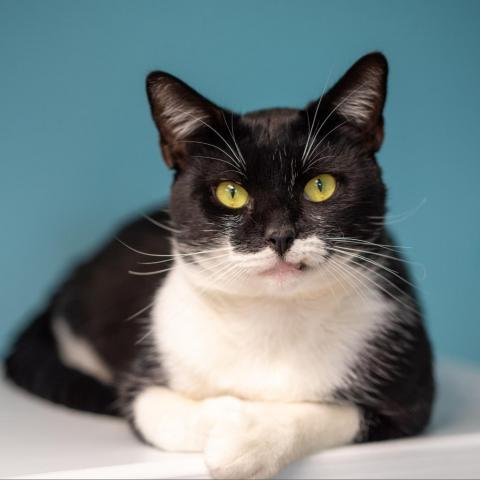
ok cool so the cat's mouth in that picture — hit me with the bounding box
[259,260,306,277]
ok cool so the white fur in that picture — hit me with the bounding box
[53,317,113,385]
[131,236,394,477]
[133,386,214,452]
[152,238,391,403]
[204,397,360,479]
[134,388,361,479]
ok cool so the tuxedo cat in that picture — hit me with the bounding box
[6,52,433,479]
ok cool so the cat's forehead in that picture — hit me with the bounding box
[233,108,337,186]
[236,109,306,176]
[240,108,304,146]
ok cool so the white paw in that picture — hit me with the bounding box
[204,402,284,480]
[134,387,213,452]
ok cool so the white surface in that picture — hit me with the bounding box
[1,361,480,479]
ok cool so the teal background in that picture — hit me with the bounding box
[1,0,479,363]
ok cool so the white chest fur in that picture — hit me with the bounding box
[151,265,391,403]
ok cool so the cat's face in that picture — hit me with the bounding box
[148,53,388,296]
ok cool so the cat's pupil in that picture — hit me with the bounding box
[316,179,324,191]
[227,185,236,199]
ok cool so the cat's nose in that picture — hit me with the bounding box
[265,228,295,257]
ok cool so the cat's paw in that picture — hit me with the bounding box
[203,402,284,480]
[133,387,214,452]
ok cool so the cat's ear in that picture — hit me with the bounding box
[146,72,224,169]
[309,52,388,151]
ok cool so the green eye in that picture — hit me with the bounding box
[304,174,336,202]
[215,181,249,209]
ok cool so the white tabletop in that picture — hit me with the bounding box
[1,360,480,479]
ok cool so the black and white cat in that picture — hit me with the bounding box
[6,52,434,479]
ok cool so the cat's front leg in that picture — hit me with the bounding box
[203,397,361,480]
[132,386,214,452]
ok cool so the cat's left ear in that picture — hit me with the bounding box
[146,72,226,169]
[309,52,388,151]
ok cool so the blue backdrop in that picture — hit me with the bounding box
[1,0,479,363]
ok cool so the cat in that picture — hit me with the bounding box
[5,52,434,480]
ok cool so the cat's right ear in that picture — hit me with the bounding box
[146,72,224,169]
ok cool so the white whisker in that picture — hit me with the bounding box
[325,237,411,252]
[128,266,176,276]
[302,68,333,163]
[192,155,246,177]
[116,237,231,258]
[369,198,427,226]
[330,253,419,315]
[305,120,348,163]
[125,301,156,322]
[303,82,369,166]
[327,246,419,289]
[328,244,426,278]
[170,108,245,168]
[222,110,246,167]
[143,215,181,233]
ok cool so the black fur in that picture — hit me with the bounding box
[5,211,171,414]
[5,304,119,415]
[5,52,434,447]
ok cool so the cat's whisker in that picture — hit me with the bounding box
[222,110,246,167]
[181,140,244,171]
[125,301,156,322]
[206,251,250,285]
[192,155,246,178]
[209,256,240,280]
[128,266,176,276]
[322,259,348,303]
[325,237,411,252]
[303,81,369,166]
[138,258,174,265]
[116,237,167,257]
[369,198,427,226]
[215,264,242,287]
[142,215,181,233]
[303,155,336,172]
[354,261,421,315]
[302,68,333,163]
[329,244,426,278]
[327,246,419,289]
[117,237,231,258]
[201,262,237,287]
[170,108,245,169]
[191,253,235,270]
[306,120,348,163]
[369,198,427,220]
[139,251,233,267]
[176,246,232,256]
[329,255,390,302]
[225,263,250,287]
[327,257,369,306]
[137,251,230,265]
[340,260,412,317]
[135,328,154,346]
[331,254,420,315]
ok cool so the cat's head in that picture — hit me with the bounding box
[147,52,388,296]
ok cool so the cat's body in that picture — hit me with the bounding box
[6,53,434,479]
